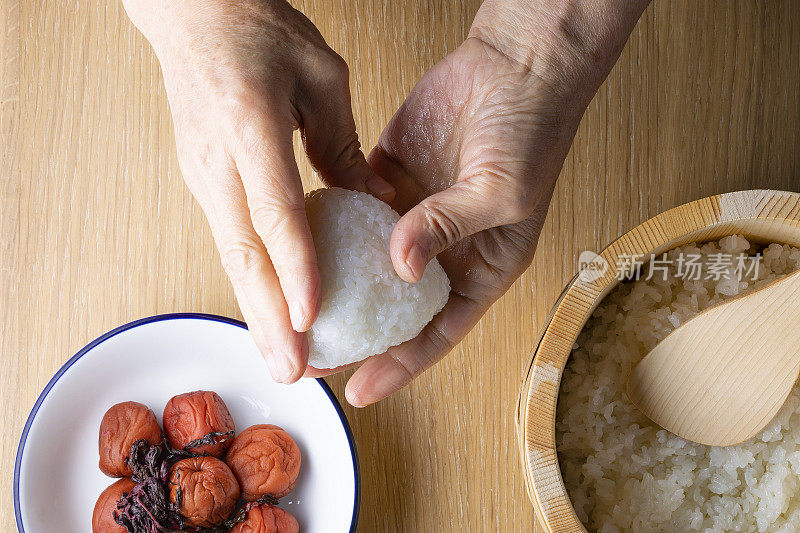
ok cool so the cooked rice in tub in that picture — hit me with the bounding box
[557,235,800,532]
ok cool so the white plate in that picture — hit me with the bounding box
[14,314,359,532]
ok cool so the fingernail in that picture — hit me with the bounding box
[404,243,425,282]
[268,354,296,383]
[365,175,395,200]
[289,300,307,332]
[279,357,297,382]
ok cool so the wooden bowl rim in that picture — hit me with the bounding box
[516,189,800,532]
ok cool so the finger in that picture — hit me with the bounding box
[344,293,480,407]
[297,53,395,201]
[235,119,320,333]
[390,178,528,283]
[203,166,309,383]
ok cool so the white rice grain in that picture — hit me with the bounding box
[557,236,800,532]
[304,188,450,369]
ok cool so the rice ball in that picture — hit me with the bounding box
[304,187,450,369]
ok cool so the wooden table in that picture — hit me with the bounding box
[1,1,798,531]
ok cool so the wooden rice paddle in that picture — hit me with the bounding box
[627,269,800,447]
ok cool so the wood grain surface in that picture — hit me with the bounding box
[520,190,800,532]
[1,1,798,531]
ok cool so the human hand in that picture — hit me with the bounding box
[319,0,649,406]
[121,0,395,383]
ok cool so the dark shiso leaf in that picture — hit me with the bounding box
[112,437,281,533]
[114,439,188,532]
[183,430,234,453]
[220,495,280,530]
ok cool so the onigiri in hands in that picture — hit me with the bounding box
[304,187,450,369]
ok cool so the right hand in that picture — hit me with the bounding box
[121,0,395,383]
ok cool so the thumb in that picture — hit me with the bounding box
[390,178,532,283]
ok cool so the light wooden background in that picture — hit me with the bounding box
[1,1,798,531]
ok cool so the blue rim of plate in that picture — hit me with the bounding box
[13,312,361,533]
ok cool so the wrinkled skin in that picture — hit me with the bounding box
[92,478,136,533]
[99,401,163,477]
[163,390,235,457]
[225,424,301,500]
[229,504,299,533]
[168,456,240,527]
[121,0,396,385]
[121,0,649,403]
[307,1,650,407]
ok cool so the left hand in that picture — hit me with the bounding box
[341,37,568,406]
[308,0,648,406]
